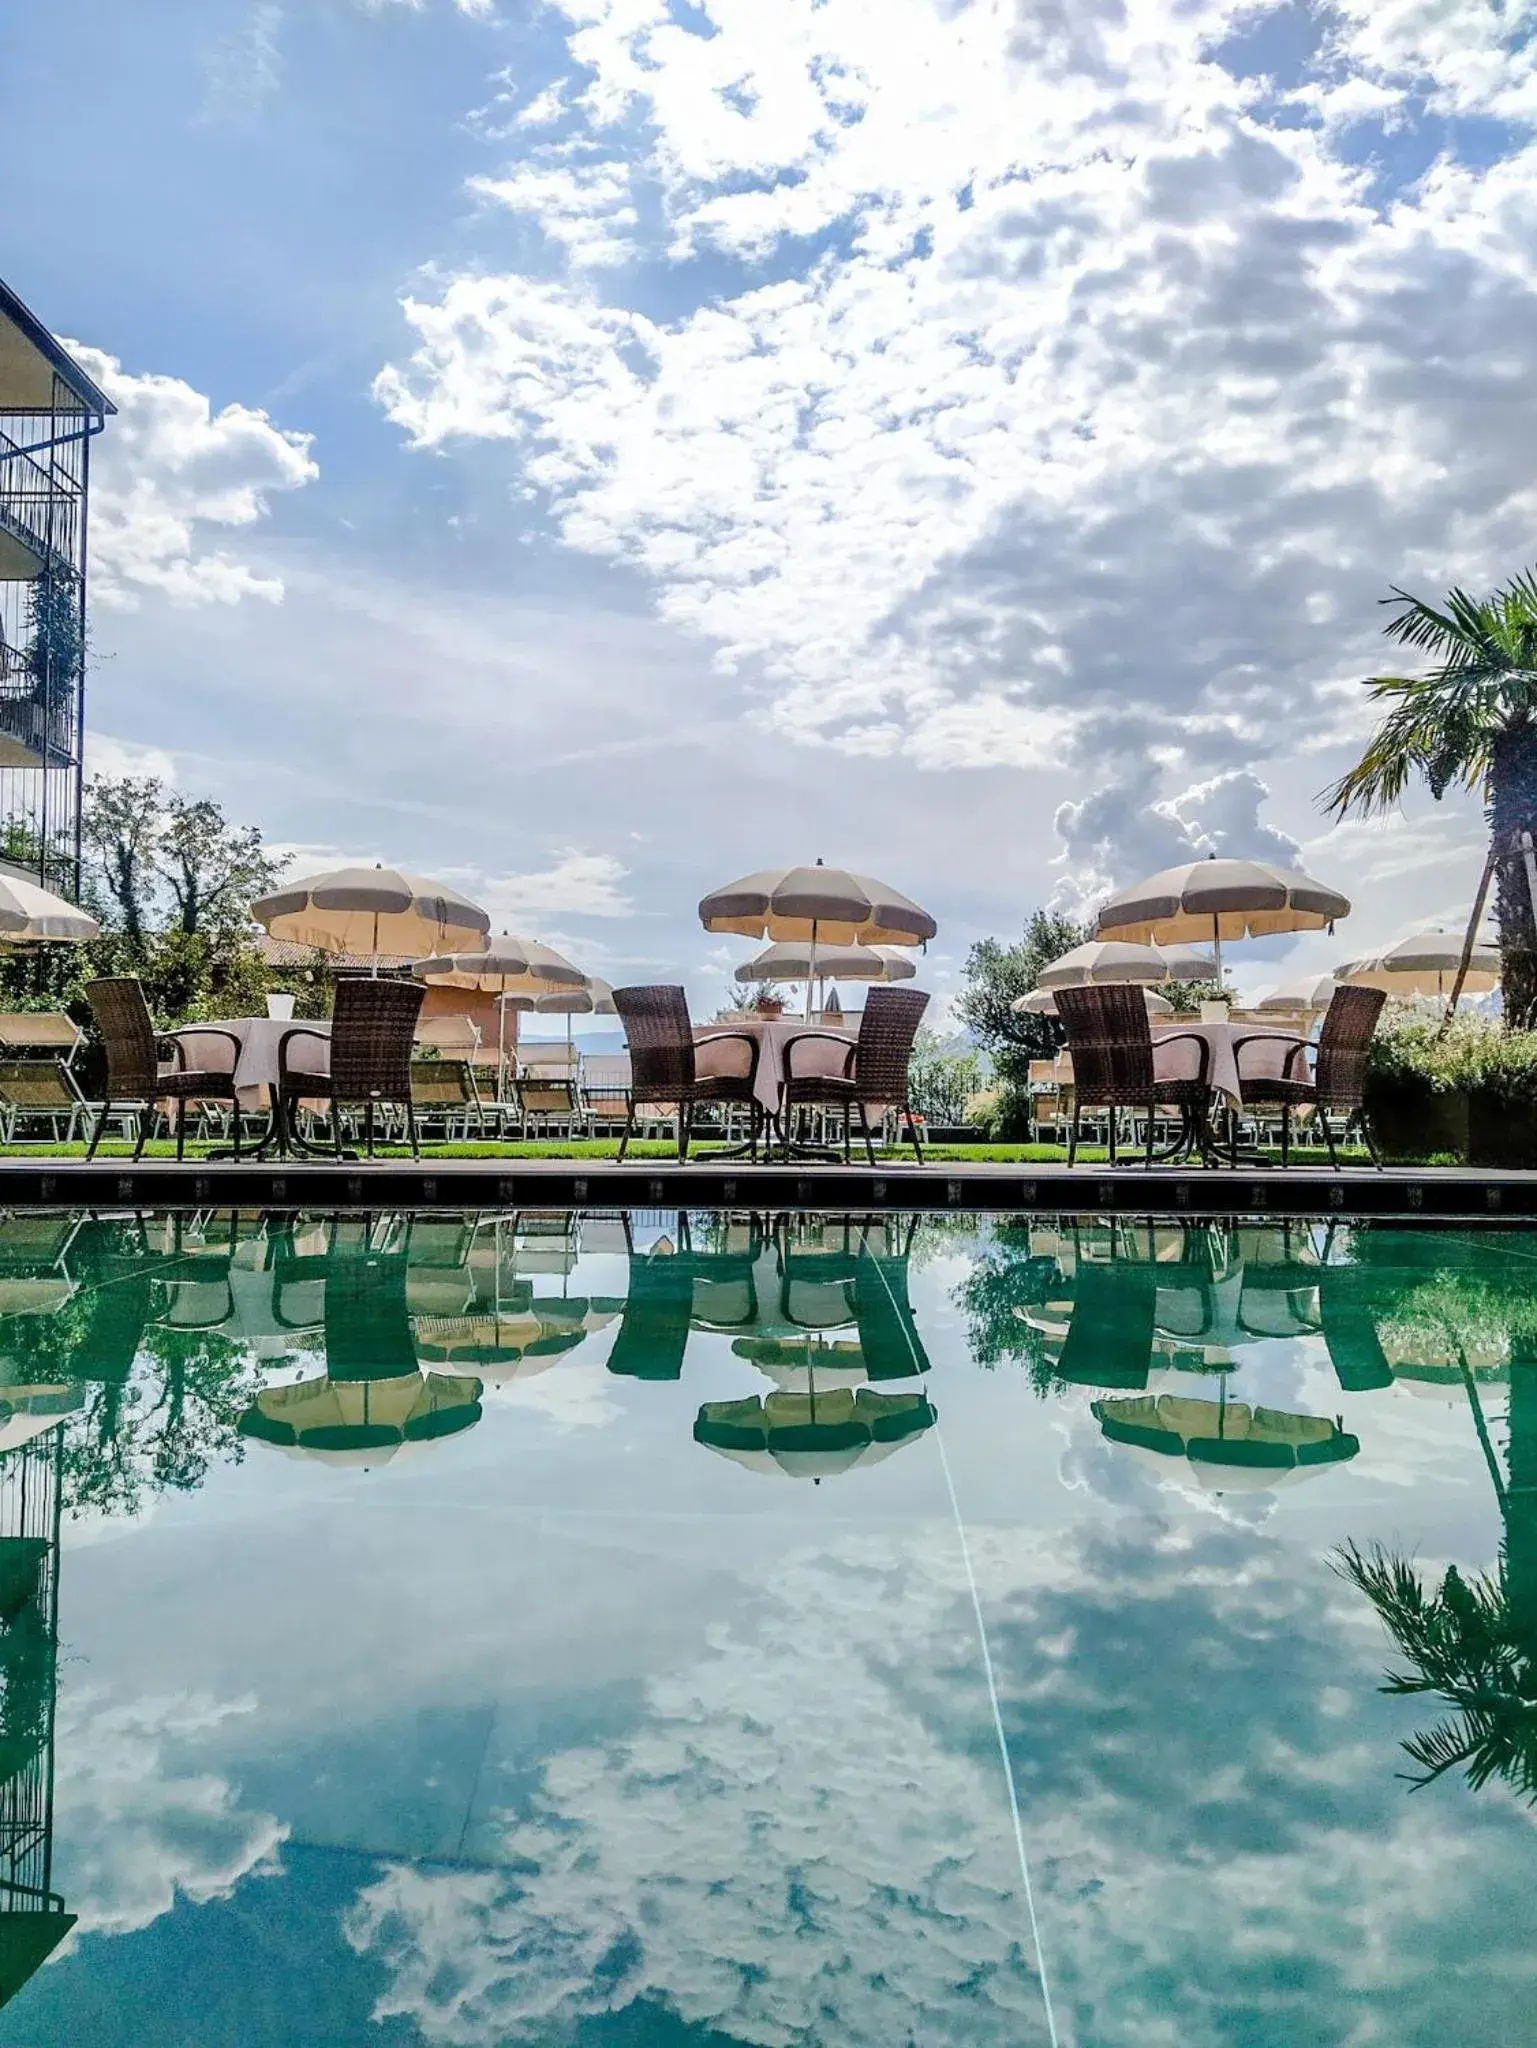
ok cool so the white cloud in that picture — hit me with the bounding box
[480,849,632,921]
[83,731,180,785]
[71,343,317,609]
[52,1688,287,1947]
[343,1515,1537,2046]
[470,158,637,266]
[373,0,1537,940]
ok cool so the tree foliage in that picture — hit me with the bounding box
[81,775,284,943]
[0,776,305,1035]
[1322,567,1537,1025]
[954,909,1089,1134]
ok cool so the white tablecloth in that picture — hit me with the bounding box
[174,1017,331,1108]
[1151,1021,1305,1106]
[1046,1023,1307,1108]
[694,1019,855,1117]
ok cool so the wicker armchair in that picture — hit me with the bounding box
[611,985,763,1161]
[1233,984,1385,1168]
[84,978,243,1162]
[277,977,425,1158]
[1053,984,1212,1167]
[779,986,930,1163]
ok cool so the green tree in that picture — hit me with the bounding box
[1322,567,1537,1026]
[81,775,163,949]
[907,1028,982,1126]
[955,909,1088,1135]
[158,792,283,937]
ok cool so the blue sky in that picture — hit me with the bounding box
[6,0,1537,1012]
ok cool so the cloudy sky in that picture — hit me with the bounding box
[7,0,1535,1008]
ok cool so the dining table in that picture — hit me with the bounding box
[173,1016,333,1158]
[1045,1019,1310,1162]
[694,1017,856,1120]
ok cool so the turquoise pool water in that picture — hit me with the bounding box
[0,1208,1531,2045]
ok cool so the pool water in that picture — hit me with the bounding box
[0,1207,1532,2046]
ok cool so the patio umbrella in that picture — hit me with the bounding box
[0,870,98,943]
[1096,856,1350,987]
[1256,972,1338,1013]
[700,860,935,1017]
[529,976,617,1063]
[1092,1391,1359,1493]
[1154,944,1220,981]
[694,1385,936,1481]
[237,1368,483,1467]
[1035,940,1170,988]
[416,934,586,1091]
[1015,986,1173,1017]
[734,941,915,985]
[1340,930,1500,998]
[255,865,489,965]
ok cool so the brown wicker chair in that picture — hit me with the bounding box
[84,978,243,1162]
[277,977,426,1158]
[1054,984,1212,1167]
[779,986,930,1164]
[1233,984,1385,1169]
[611,985,763,1162]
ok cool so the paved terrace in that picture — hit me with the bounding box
[0,1156,1531,1220]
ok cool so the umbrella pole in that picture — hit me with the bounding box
[1212,915,1223,991]
[806,922,818,1020]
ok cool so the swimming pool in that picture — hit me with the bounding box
[0,1207,1531,2045]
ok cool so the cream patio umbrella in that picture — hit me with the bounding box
[0,869,99,943]
[517,975,618,1068]
[734,940,914,1016]
[1014,986,1173,1017]
[700,859,936,1017]
[415,935,587,1092]
[1035,939,1170,988]
[1153,943,1220,981]
[1096,855,1350,988]
[254,864,489,967]
[1340,930,1500,999]
[1256,972,1338,1014]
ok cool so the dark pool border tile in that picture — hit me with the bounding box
[1,1157,1534,1220]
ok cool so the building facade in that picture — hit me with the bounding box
[0,280,114,897]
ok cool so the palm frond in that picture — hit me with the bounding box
[1325,567,1537,817]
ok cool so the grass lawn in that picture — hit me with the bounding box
[0,1138,1383,1166]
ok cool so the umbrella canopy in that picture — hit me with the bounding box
[1340,930,1500,996]
[735,941,915,985]
[1154,944,1220,981]
[1096,857,1350,984]
[1015,986,1173,1017]
[255,865,489,960]
[238,1368,483,1465]
[1036,940,1170,988]
[415,1300,620,1379]
[416,934,585,995]
[1256,972,1338,1013]
[1093,1392,1358,1491]
[0,1384,83,1455]
[0,869,98,943]
[699,862,936,948]
[531,977,617,1016]
[694,1386,936,1479]
[731,1334,872,1391]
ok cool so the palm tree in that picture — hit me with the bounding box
[1323,567,1537,1026]
[1335,1325,1537,1803]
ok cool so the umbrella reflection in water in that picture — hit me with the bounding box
[237,1224,483,1468]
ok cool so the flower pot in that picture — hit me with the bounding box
[1364,1073,1469,1163]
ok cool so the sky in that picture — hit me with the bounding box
[6,0,1537,1015]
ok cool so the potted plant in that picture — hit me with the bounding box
[744,984,787,1020]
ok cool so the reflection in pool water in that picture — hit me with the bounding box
[0,1208,1531,2042]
